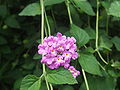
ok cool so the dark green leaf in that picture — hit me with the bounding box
[79,75,116,90]
[112,36,120,51]
[44,0,65,6]
[19,3,41,16]
[59,85,74,90]
[20,75,41,90]
[74,0,95,16]
[84,28,96,40]
[47,68,78,84]
[70,24,90,47]
[101,1,110,13]
[99,36,113,51]
[0,36,7,45]
[0,5,8,18]
[4,16,20,28]
[33,53,42,60]
[78,53,102,75]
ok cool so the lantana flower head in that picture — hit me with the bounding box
[38,32,80,78]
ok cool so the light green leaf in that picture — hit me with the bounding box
[19,3,41,16]
[0,36,7,45]
[112,36,120,51]
[99,36,113,51]
[47,68,78,84]
[74,0,95,16]
[44,0,65,6]
[4,16,20,28]
[111,62,120,70]
[109,1,120,17]
[20,75,41,90]
[78,53,101,76]
[70,24,90,47]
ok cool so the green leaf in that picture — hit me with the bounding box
[111,36,120,51]
[19,3,41,16]
[13,78,23,90]
[59,85,74,90]
[0,45,11,54]
[101,1,110,13]
[78,53,101,76]
[33,53,42,60]
[70,24,90,47]
[109,1,120,17]
[46,68,78,84]
[74,0,95,16]
[44,0,65,6]
[20,75,41,90]
[84,28,96,40]
[0,36,7,45]
[79,75,116,90]
[0,5,8,18]
[99,36,113,51]
[4,16,20,28]
[70,4,81,26]
[111,62,120,70]
[108,69,120,77]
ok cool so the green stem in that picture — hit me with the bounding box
[82,69,90,90]
[95,0,99,49]
[45,12,51,36]
[40,0,44,44]
[50,83,53,90]
[66,0,73,24]
[45,27,48,37]
[95,0,108,65]
[45,77,50,90]
[97,51,108,64]
[40,0,50,90]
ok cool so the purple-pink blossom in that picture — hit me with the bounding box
[38,32,80,78]
[68,66,80,78]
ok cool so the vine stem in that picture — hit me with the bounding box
[97,51,108,64]
[95,0,108,65]
[82,69,90,90]
[66,0,73,24]
[45,11,51,36]
[50,83,53,90]
[40,0,50,90]
[95,0,99,49]
[66,1,90,90]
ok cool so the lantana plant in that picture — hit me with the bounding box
[19,0,120,90]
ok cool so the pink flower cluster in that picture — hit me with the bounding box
[38,32,80,78]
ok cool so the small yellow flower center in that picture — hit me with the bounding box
[59,46,62,48]
[51,50,55,53]
[66,53,69,56]
[57,58,61,62]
